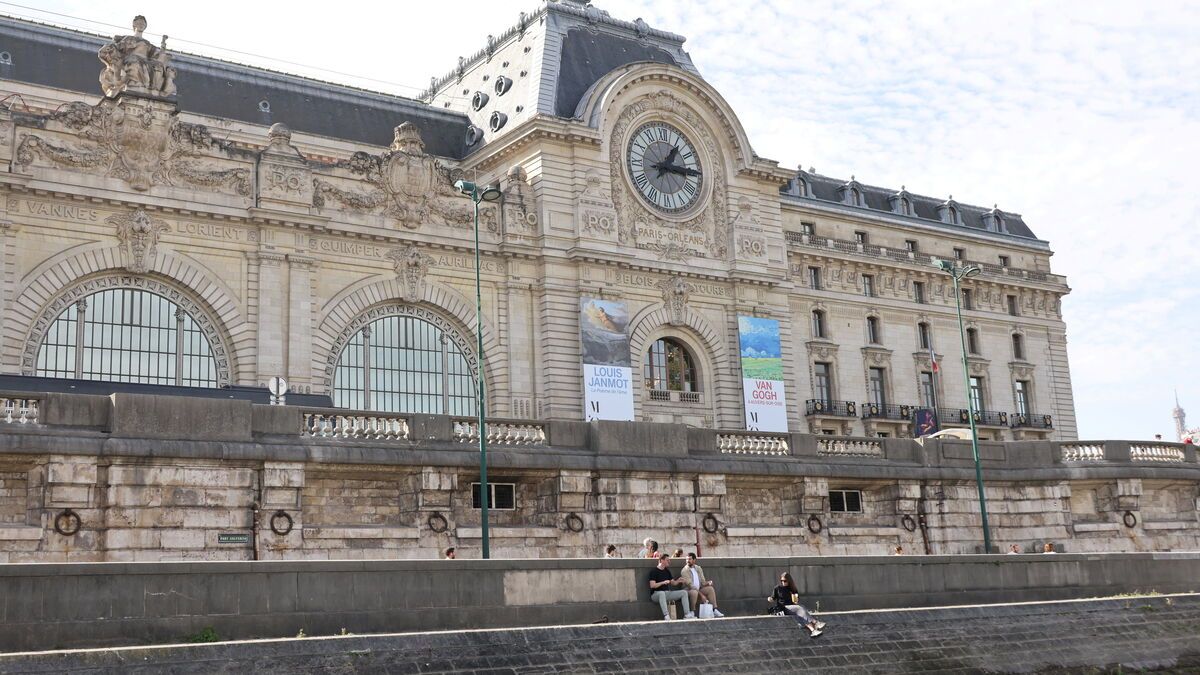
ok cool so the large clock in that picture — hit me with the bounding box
[626,121,703,214]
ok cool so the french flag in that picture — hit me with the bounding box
[929,345,939,374]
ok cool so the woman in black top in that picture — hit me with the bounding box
[769,572,826,637]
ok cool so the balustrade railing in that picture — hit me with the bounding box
[1130,443,1185,463]
[453,419,547,446]
[806,399,858,417]
[1011,413,1054,429]
[860,402,914,421]
[1,397,40,425]
[301,412,410,440]
[938,407,1009,427]
[1061,443,1105,462]
[646,390,704,404]
[818,438,884,457]
[717,432,790,456]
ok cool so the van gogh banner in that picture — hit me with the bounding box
[580,298,634,421]
[738,316,788,432]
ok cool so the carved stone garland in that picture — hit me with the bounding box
[313,122,488,231]
[608,91,728,261]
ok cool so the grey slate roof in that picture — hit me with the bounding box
[789,171,1040,240]
[553,28,679,117]
[0,16,469,158]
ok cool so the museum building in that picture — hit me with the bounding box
[0,1,1077,441]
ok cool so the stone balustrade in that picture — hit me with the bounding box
[452,419,547,446]
[1130,443,1185,463]
[0,397,39,425]
[818,438,884,457]
[301,411,410,440]
[1061,443,1105,462]
[716,432,790,455]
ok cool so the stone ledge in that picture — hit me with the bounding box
[1142,520,1196,531]
[0,526,43,541]
[302,527,419,540]
[456,527,559,539]
[828,525,899,537]
[1073,522,1121,532]
[724,526,808,538]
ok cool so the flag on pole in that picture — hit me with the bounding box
[929,344,939,373]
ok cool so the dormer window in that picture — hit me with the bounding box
[802,222,815,237]
[983,205,1006,233]
[938,197,962,225]
[839,178,866,207]
[889,187,915,216]
[854,231,868,245]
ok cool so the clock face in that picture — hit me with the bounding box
[626,122,703,214]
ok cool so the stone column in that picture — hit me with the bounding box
[253,252,287,382]
[286,255,316,393]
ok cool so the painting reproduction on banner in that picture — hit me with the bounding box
[580,298,634,421]
[738,316,788,432]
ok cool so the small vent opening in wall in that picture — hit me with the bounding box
[257,100,271,113]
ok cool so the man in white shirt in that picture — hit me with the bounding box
[680,553,724,618]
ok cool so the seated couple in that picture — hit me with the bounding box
[647,552,725,620]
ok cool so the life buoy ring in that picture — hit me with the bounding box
[900,514,917,532]
[269,510,294,536]
[1123,510,1138,528]
[427,512,449,534]
[54,509,81,536]
[807,514,823,534]
[564,513,585,532]
[702,513,720,534]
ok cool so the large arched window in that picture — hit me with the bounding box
[644,338,697,393]
[333,314,476,415]
[35,288,218,387]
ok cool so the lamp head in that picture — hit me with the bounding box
[454,179,476,197]
[932,258,954,273]
[962,265,982,279]
[480,183,502,202]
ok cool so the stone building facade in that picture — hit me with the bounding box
[0,4,1076,440]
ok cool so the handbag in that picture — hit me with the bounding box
[698,603,714,619]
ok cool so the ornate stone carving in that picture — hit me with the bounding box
[98,16,177,99]
[501,164,539,237]
[257,123,312,208]
[657,276,693,326]
[312,122,474,230]
[386,245,436,303]
[608,91,728,261]
[109,209,169,273]
[14,97,250,195]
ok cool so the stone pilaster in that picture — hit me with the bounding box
[286,255,316,392]
[257,462,303,559]
[253,252,287,381]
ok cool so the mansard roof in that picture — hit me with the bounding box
[0,15,470,158]
[787,169,1040,240]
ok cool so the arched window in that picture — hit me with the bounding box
[35,288,218,387]
[866,316,881,344]
[811,310,827,339]
[644,338,697,393]
[333,314,476,415]
[967,327,981,355]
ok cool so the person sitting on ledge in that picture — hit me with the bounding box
[1008,544,1022,554]
[770,572,825,638]
[637,537,652,558]
[649,553,693,620]
[681,552,724,618]
[443,546,456,559]
[644,540,660,559]
[1043,542,1056,554]
[672,548,684,558]
[605,544,619,558]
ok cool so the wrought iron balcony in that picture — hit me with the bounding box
[1011,413,1053,429]
[860,403,916,421]
[937,407,1010,427]
[806,399,857,417]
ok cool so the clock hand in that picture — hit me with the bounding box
[661,163,702,177]
[664,146,679,165]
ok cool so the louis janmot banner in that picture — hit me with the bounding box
[580,298,634,421]
[738,316,788,432]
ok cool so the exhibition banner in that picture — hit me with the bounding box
[738,316,788,432]
[580,298,634,421]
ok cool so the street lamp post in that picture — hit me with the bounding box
[454,178,502,559]
[932,258,992,554]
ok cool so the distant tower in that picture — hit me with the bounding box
[1174,391,1187,442]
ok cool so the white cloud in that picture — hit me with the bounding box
[21,0,1200,438]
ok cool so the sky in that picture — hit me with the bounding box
[9,0,1199,440]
